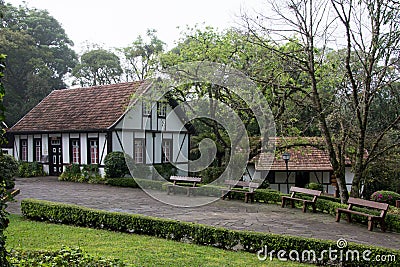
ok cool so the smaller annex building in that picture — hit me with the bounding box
[8,81,191,176]
[248,137,354,195]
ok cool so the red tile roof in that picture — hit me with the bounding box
[10,81,148,133]
[252,137,334,171]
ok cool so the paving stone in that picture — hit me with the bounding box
[6,176,400,250]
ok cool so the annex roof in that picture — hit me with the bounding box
[9,81,148,133]
[251,137,334,171]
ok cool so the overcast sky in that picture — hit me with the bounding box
[7,0,264,53]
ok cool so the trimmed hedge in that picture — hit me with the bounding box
[105,178,400,232]
[106,178,222,196]
[105,177,400,232]
[21,199,399,266]
[253,189,400,233]
[106,177,164,190]
[9,246,125,266]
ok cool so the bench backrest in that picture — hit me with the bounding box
[290,186,322,196]
[224,180,259,192]
[347,197,389,218]
[170,176,202,187]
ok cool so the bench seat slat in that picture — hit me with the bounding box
[167,176,202,197]
[336,208,381,219]
[281,186,322,213]
[220,180,259,203]
[335,197,388,232]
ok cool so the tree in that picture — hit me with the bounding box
[0,3,11,263]
[73,49,122,86]
[0,3,77,125]
[120,29,165,81]
[242,0,400,201]
[160,27,260,169]
[331,0,400,197]
[242,0,351,202]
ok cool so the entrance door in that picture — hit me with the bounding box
[295,171,310,188]
[49,137,63,176]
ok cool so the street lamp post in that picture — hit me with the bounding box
[282,152,291,194]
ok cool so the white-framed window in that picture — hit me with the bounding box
[71,139,80,164]
[162,139,172,163]
[134,139,145,164]
[157,102,167,117]
[142,101,152,117]
[51,139,61,146]
[21,139,28,162]
[34,139,41,161]
[89,139,99,164]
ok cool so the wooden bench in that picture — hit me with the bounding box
[220,180,259,203]
[2,188,20,202]
[336,197,389,232]
[166,176,202,197]
[281,186,322,213]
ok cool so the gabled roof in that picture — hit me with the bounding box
[9,81,148,133]
[251,137,334,171]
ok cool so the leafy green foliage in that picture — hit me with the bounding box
[106,177,163,190]
[371,191,400,206]
[0,54,5,127]
[199,166,224,184]
[120,29,165,81]
[306,182,323,191]
[59,164,102,183]
[104,152,129,178]
[20,199,400,266]
[72,49,122,86]
[0,184,9,267]
[17,161,45,178]
[9,246,126,266]
[153,162,177,180]
[7,214,297,267]
[0,47,10,266]
[0,154,18,189]
[59,164,81,181]
[0,3,77,125]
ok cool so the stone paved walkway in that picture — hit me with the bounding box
[7,177,400,250]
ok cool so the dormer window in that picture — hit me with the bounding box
[142,101,152,117]
[157,102,167,118]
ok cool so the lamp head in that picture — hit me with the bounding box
[282,152,291,162]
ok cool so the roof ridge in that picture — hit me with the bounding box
[9,81,146,133]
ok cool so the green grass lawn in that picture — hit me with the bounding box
[6,214,313,266]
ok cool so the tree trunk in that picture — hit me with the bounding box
[350,143,365,198]
[334,166,349,204]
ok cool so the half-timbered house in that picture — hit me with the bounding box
[9,81,191,176]
[247,137,354,195]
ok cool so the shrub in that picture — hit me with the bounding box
[106,177,138,188]
[82,164,103,183]
[0,154,18,189]
[20,199,400,266]
[59,164,102,183]
[59,164,82,182]
[107,177,165,191]
[371,190,400,206]
[133,164,151,179]
[9,246,126,266]
[18,162,45,178]
[104,152,130,178]
[306,182,323,191]
[153,163,177,180]
[199,166,225,184]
